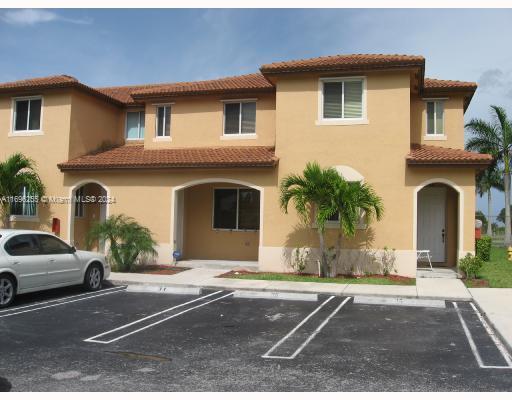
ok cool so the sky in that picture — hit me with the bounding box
[0,8,511,216]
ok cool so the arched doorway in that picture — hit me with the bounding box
[68,181,109,251]
[415,180,462,268]
[171,178,263,263]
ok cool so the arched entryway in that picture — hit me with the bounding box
[68,180,109,251]
[171,178,263,263]
[414,179,462,268]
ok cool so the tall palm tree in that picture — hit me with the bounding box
[466,105,512,245]
[476,165,503,236]
[279,162,383,277]
[0,153,45,228]
[280,162,340,277]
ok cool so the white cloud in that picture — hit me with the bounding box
[0,9,92,26]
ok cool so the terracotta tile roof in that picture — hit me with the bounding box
[424,78,477,91]
[407,144,492,166]
[58,145,278,170]
[0,74,79,90]
[260,54,425,74]
[130,73,274,99]
[96,84,162,105]
[0,74,125,106]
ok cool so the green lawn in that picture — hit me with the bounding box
[466,247,512,288]
[225,272,415,286]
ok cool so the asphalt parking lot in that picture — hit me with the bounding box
[0,283,511,391]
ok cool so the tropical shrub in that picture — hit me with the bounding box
[380,246,397,276]
[458,253,483,279]
[291,247,309,275]
[87,214,157,272]
[475,236,492,262]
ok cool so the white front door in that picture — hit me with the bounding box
[418,187,446,263]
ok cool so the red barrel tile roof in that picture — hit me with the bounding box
[130,73,274,98]
[58,145,278,170]
[407,144,492,166]
[260,54,425,74]
[424,78,477,91]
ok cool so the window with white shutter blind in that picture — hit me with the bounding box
[320,78,365,121]
[223,101,256,135]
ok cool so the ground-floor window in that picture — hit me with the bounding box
[213,188,260,230]
[74,186,85,218]
[11,186,37,217]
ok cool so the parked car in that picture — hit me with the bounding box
[0,230,110,308]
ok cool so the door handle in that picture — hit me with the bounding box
[49,259,56,263]
[12,261,20,265]
[442,229,445,243]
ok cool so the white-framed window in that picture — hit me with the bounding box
[223,101,256,136]
[12,96,43,133]
[426,100,445,136]
[126,111,145,140]
[319,77,366,123]
[74,187,85,218]
[212,188,260,231]
[11,186,38,217]
[326,209,367,229]
[156,105,171,137]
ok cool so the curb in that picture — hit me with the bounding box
[109,279,473,302]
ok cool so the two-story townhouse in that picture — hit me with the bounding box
[0,54,492,277]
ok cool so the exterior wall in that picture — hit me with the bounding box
[62,168,277,264]
[142,92,276,149]
[182,182,259,261]
[410,94,465,148]
[68,89,124,159]
[0,89,73,237]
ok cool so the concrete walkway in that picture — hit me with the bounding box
[469,288,512,349]
[109,268,471,300]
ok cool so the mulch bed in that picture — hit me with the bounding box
[218,270,414,283]
[462,278,490,288]
[133,265,189,275]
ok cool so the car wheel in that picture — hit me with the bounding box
[0,274,16,308]
[84,263,103,291]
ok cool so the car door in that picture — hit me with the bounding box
[36,234,81,285]
[3,234,47,290]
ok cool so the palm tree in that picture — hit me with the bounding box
[87,214,157,272]
[0,153,45,228]
[476,165,503,236]
[279,162,383,277]
[330,177,384,276]
[280,162,340,277]
[466,105,512,245]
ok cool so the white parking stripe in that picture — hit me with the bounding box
[261,296,335,359]
[0,286,123,314]
[84,291,232,344]
[0,287,126,318]
[453,301,512,369]
[262,296,351,360]
[469,302,512,367]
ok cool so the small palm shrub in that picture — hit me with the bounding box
[87,214,157,272]
[475,236,492,262]
[291,247,309,275]
[458,253,483,279]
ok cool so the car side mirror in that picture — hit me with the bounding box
[70,246,77,254]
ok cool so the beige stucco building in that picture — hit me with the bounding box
[0,54,492,277]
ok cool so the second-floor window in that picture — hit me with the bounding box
[223,101,256,135]
[126,111,145,140]
[13,97,42,132]
[426,101,444,136]
[156,105,171,137]
[321,78,364,120]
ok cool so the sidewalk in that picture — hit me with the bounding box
[109,268,472,300]
[469,288,512,349]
